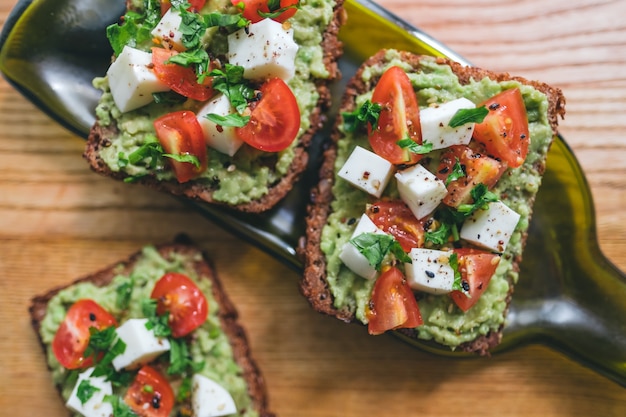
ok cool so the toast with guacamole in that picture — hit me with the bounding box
[300,49,566,354]
[30,235,274,417]
[84,0,345,212]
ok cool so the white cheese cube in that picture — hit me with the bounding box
[196,94,244,156]
[420,97,476,150]
[227,19,298,81]
[460,201,521,253]
[338,146,394,198]
[395,164,447,220]
[339,214,387,280]
[106,46,170,113]
[111,318,171,371]
[192,374,237,417]
[66,367,113,417]
[405,248,455,294]
[151,8,185,50]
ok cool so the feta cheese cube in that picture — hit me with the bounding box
[460,201,521,253]
[111,318,171,371]
[66,367,113,417]
[151,8,185,51]
[106,46,170,113]
[227,18,298,81]
[196,94,244,156]
[339,214,386,280]
[395,164,447,219]
[192,374,237,417]
[338,146,394,198]
[420,97,476,150]
[405,248,455,294]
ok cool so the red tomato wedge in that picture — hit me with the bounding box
[449,248,501,312]
[436,145,506,208]
[472,88,530,168]
[151,47,214,101]
[235,78,300,152]
[153,110,208,183]
[366,267,423,335]
[124,365,175,417]
[151,272,208,338]
[368,66,422,165]
[366,200,426,252]
[232,0,299,23]
[52,299,117,369]
[161,0,206,15]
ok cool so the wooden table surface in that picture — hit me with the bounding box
[1,0,624,415]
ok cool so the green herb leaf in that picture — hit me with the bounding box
[445,159,466,186]
[342,100,381,133]
[204,12,249,29]
[142,299,172,338]
[115,277,134,310]
[106,2,162,56]
[448,106,488,128]
[127,140,163,168]
[77,379,100,405]
[163,153,201,168]
[457,183,498,214]
[397,138,433,155]
[167,338,190,375]
[350,233,411,271]
[424,223,452,246]
[205,113,250,127]
[105,394,138,417]
[176,376,193,402]
[258,0,300,19]
[209,64,256,114]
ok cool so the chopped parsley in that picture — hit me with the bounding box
[76,379,100,405]
[445,159,466,186]
[449,253,469,295]
[204,112,250,127]
[142,299,172,338]
[105,395,138,417]
[342,100,381,132]
[209,64,257,114]
[258,0,301,19]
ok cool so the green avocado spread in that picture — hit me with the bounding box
[94,0,336,205]
[39,246,258,417]
[321,50,553,348]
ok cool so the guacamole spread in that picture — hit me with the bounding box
[321,50,553,348]
[39,246,258,417]
[94,0,336,205]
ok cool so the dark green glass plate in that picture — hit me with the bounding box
[1,0,624,386]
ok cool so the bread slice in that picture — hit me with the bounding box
[84,0,346,213]
[30,234,274,417]
[299,49,566,354]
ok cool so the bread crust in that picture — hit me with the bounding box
[299,49,566,354]
[84,1,346,213]
[29,234,275,417]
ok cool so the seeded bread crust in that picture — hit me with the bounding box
[83,1,346,213]
[29,234,275,417]
[299,49,566,354]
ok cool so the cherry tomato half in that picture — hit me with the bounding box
[235,78,300,152]
[153,110,208,183]
[436,145,506,208]
[449,248,501,312]
[151,47,214,101]
[124,365,175,417]
[151,272,208,338]
[366,267,423,335]
[366,200,425,252]
[52,299,117,369]
[368,66,422,165]
[232,0,299,23]
[472,88,530,168]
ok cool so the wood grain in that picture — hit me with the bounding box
[0,0,624,416]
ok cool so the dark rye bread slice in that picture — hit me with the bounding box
[29,234,275,417]
[84,0,347,213]
[299,50,566,354]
